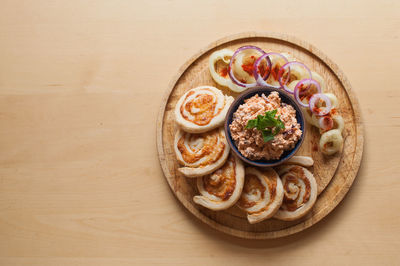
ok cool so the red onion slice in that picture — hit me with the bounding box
[318,116,334,131]
[253,52,288,88]
[228,46,265,88]
[309,93,332,116]
[278,61,312,94]
[294,79,322,108]
[252,53,271,84]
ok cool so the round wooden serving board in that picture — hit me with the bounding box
[157,32,363,239]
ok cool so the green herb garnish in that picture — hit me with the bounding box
[245,110,285,142]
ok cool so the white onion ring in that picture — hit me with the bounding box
[309,93,332,116]
[253,52,288,88]
[278,61,312,94]
[208,49,244,92]
[319,115,345,134]
[332,115,345,133]
[228,46,265,88]
[232,50,261,84]
[311,71,326,92]
[319,129,343,155]
[318,116,334,131]
[324,93,339,109]
[294,79,322,108]
[302,107,319,127]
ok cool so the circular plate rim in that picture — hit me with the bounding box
[156,31,364,239]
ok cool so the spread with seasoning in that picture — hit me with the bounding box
[229,92,302,160]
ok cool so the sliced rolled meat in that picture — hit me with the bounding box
[193,154,244,211]
[274,165,317,221]
[237,167,284,224]
[174,86,234,133]
[174,127,230,178]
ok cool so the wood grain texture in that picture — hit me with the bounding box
[157,32,363,239]
[0,0,399,265]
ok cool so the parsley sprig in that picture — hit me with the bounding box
[245,110,285,142]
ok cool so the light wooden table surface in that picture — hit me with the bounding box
[0,1,399,265]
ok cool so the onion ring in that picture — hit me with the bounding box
[253,52,288,88]
[209,50,233,87]
[311,71,326,91]
[294,79,322,108]
[309,93,332,116]
[332,115,345,133]
[233,50,261,83]
[319,129,343,155]
[302,107,319,127]
[278,61,312,94]
[319,115,344,134]
[324,93,338,109]
[228,46,265,88]
[318,116,334,131]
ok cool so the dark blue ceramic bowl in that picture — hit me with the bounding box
[224,86,305,167]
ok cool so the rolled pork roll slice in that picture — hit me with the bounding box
[194,153,244,211]
[274,165,317,221]
[237,167,284,224]
[174,86,233,133]
[174,128,230,178]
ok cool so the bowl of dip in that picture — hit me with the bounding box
[225,86,305,167]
